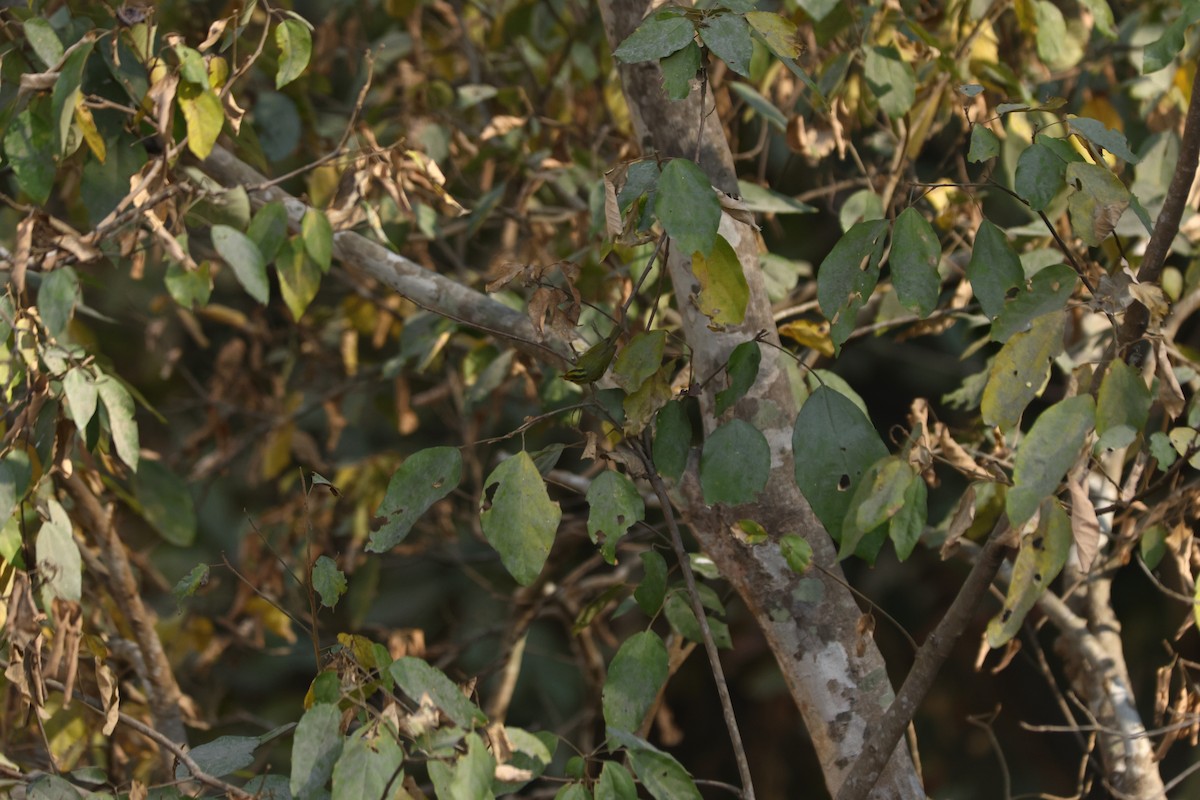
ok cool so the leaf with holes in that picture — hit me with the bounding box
[987,498,1071,647]
[368,446,462,552]
[817,219,888,353]
[967,220,1024,319]
[1007,395,1095,529]
[793,386,888,539]
[981,311,1065,432]
[587,470,645,564]
[700,419,769,505]
[480,451,561,586]
[840,456,915,560]
[990,264,1077,343]
[1066,162,1130,246]
[889,208,940,317]
[692,235,749,326]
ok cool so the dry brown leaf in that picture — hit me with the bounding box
[199,18,229,50]
[1156,344,1185,420]
[1067,468,1100,573]
[96,657,120,735]
[940,484,976,559]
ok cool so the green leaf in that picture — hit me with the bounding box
[1140,524,1167,570]
[165,259,213,309]
[889,208,940,317]
[211,224,270,304]
[627,746,702,800]
[622,365,673,435]
[1143,2,1200,73]
[1068,117,1139,164]
[987,498,1072,646]
[1150,431,1177,468]
[175,734,260,780]
[172,564,210,605]
[781,534,813,573]
[1080,0,1116,38]
[797,0,841,22]
[430,733,495,800]
[890,474,927,561]
[368,447,462,552]
[660,41,701,101]
[51,38,93,157]
[736,180,816,214]
[612,331,666,393]
[312,555,347,608]
[587,470,646,564]
[817,219,888,352]
[715,340,761,415]
[24,19,64,69]
[656,158,720,257]
[247,201,291,264]
[699,12,753,77]
[967,220,1024,319]
[990,264,1077,343]
[390,657,487,728]
[275,18,313,89]
[330,728,404,800]
[5,104,56,204]
[290,704,343,798]
[664,592,728,648]
[1015,141,1068,210]
[302,208,333,272]
[700,419,770,505]
[635,550,668,615]
[495,727,554,794]
[840,456,914,559]
[728,82,787,131]
[981,311,1065,432]
[555,784,591,800]
[653,400,692,481]
[134,460,197,546]
[967,126,1000,162]
[603,631,668,733]
[614,13,695,63]
[596,761,638,800]
[1034,0,1080,69]
[863,45,915,118]
[1168,428,1200,468]
[692,235,750,325]
[276,238,323,321]
[96,374,139,472]
[37,499,81,603]
[38,267,80,339]
[1095,360,1151,451]
[480,451,561,586]
[746,11,800,58]
[1007,395,1095,529]
[793,386,888,537]
[178,82,225,160]
[1065,162,1130,247]
[174,44,210,86]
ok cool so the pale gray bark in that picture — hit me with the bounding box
[599,2,923,796]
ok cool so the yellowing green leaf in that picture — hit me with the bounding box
[178,82,224,159]
[612,331,666,393]
[987,498,1072,647]
[276,239,322,320]
[691,235,749,326]
[1007,394,1095,529]
[981,311,1065,432]
[51,39,93,157]
[840,456,914,559]
[746,11,800,58]
[1066,162,1130,247]
[301,208,333,272]
[275,18,313,89]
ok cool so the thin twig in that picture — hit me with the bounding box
[637,435,755,800]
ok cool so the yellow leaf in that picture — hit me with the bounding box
[260,422,295,481]
[73,97,106,163]
[779,319,835,357]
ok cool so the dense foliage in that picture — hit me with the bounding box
[1,0,1199,798]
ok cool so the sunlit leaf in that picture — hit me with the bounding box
[987,498,1071,646]
[178,82,224,160]
[614,12,695,63]
[23,18,63,69]
[96,374,140,472]
[1007,395,1095,528]
[699,12,753,77]
[981,311,1065,432]
[302,208,333,273]
[603,631,668,733]
[587,470,645,564]
[37,499,81,603]
[817,219,888,352]
[746,11,800,58]
[1068,117,1139,163]
[211,224,269,304]
[692,236,750,326]
[480,451,561,586]
[863,46,915,118]
[369,447,463,552]
[793,386,888,537]
[700,419,770,505]
[275,18,313,89]
[889,208,940,317]
[1034,0,1081,69]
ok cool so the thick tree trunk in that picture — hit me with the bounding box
[598,2,923,797]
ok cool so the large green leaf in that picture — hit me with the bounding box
[699,12,753,77]
[863,45,915,118]
[1015,140,1068,210]
[368,447,463,552]
[596,761,638,800]
[587,470,645,564]
[653,400,692,481]
[691,235,749,326]
[429,732,494,800]
[700,419,770,505]
[330,729,404,800]
[655,158,720,257]
[290,704,342,798]
[276,238,323,321]
[602,631,668,733]
[981,311,1065,432]
[247,201,291,264]
[1007,395,1095,529]
[96,374,140,472]
[659,41,701,101]
[627,746,701,800]
[37,267,80,339]
[614,12,694,63]
[1143,1,1200,73]
[987,498,1071,646]
[5,104,56,205]
[889,208,940,317]
[480,451,561,585]
[1068,117,1139,164]
[390,657,487,728]
[37,499,81,603]
[275,18,313,89]
[1065,162,1129,247]
[23,18,63,69]
[793,385,888,537]
[211,224,269,304]
[1095,359,1152,451]
[612,331,666,393]
[817,219,888,352]
[990,264,1077,343]
[1034,0,1081,69]
[51,38,93,157]
[966,220,1023,320]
